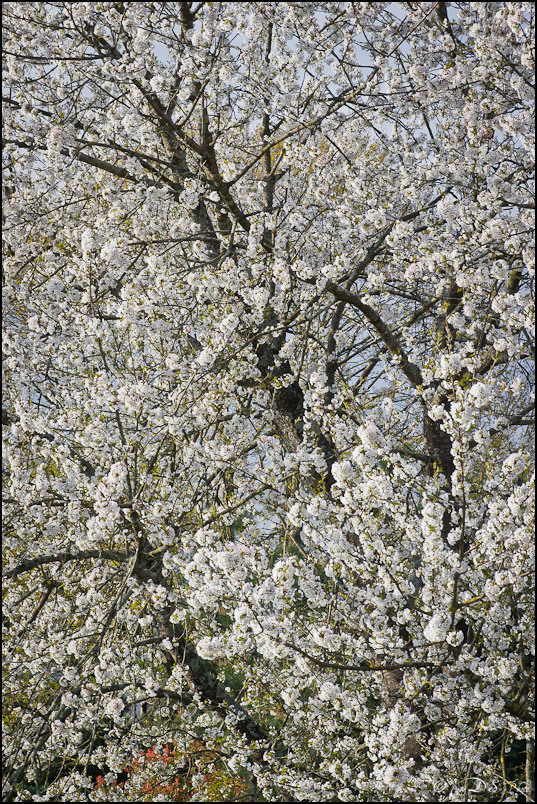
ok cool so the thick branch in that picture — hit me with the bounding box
[4,549,131,580]
[284,641,440,673]
[3,137,136,182]
[324,280,424,387]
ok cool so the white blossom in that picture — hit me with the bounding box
[3,3,534,802]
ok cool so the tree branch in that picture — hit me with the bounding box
[324,280,424,387]
[284,641,440,672]
[4,550,131,580]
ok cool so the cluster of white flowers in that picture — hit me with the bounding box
[2,2,534,802]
